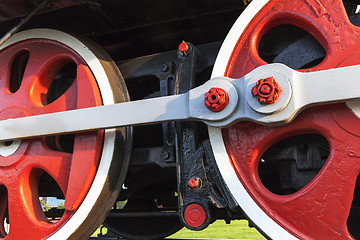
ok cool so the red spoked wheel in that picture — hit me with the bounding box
[0,29,131,239]
[210,0,360,239]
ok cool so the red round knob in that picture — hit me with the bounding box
[184,204,206,228]
[205,87,229,112]
[178,41,189,52]
[251,77,282,104]
[188,178,198,188]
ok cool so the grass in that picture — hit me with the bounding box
[92,220,266,239]
[92,226,107,237]
[169,220,265,239]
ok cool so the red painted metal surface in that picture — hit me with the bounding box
[178,41,189,53]
[188,177,201,189]
[251,77,282,104]
[222,0,360,239]
[0,39,103,239]
[204,87,229,112]
[184,203,206,228]
[188,178,198,188]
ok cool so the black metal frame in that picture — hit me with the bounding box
[98,41,242,240]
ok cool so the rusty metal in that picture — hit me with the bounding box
[205,87,229,112]
[188,178,201,188]
[251,77,282,104]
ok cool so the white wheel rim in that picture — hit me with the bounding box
[0,29,117,240]
[209,1,299,239]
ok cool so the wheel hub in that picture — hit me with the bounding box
[0,108,26,163]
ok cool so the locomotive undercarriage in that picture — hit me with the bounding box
[1,0,360,239]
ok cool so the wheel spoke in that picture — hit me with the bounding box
[274,152,358,239]
[279,0,358,66]
[5,167,54,239]
[12,41,80,108]
[226,0,357,78]
[1,140,72,239]
[223,105,358,239]
[64,132,103,211]
[32,64,99,115]
[16,47,50,91]
[0,43,29,98]
[38,81,77,114]
[64,64,103,210]
[273,0,351,54]
[24,140,72,195]
[225,30,266,78]
[75,64,103,108]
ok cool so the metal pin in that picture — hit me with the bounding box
[0,1,47,47]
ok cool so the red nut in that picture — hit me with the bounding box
[188,178,201,188]
[205,88,229,112]
[178,41,189,52]
[251,77,282,104]
[188,178,197,188]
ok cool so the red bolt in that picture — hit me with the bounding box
[178,41,189,53]
[205,88,229,112]
[260,84,271,94]
[251,77,282,104]
[188,178,201,188]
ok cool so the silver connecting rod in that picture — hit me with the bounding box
[0,63,358,141]
[0,78,238,141]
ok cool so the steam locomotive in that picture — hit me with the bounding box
[0,0,359,239]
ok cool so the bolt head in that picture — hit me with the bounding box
[162,64,169,72]
[260,84,271,95]
[188,178,198,188]
[252,77,282,104]
[161,151,170,160]
[188,177,201,188]
[205,88,229,112]
[179,41,189,53]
